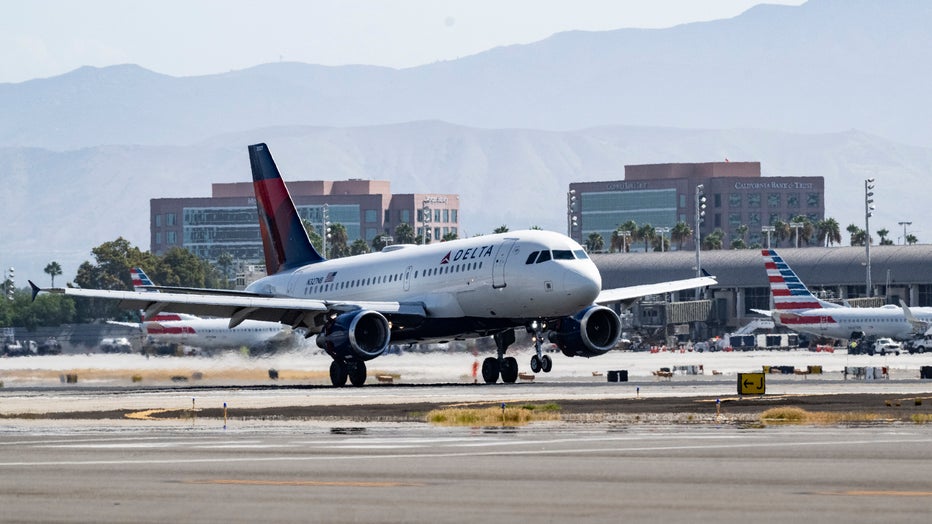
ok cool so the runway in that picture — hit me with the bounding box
[1,422,931,523]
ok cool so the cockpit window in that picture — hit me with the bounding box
[525,251,539,264]
[536,250,552,263]
[552,250,574,260]
[574,249,589,259]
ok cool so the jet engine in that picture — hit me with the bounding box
[548,305,622,358]
[316,310,391,361]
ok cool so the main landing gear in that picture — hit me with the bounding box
[330,359,367,387]
[482,329,519,384]
[528,320,552,374]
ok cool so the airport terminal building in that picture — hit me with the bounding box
[150,179,460,263]
[570,162,825,250]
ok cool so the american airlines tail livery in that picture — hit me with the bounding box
[33,143,715,386]
[124,268,293,352]
[757,249,932,340]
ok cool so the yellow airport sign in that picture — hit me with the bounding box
[738,372,766,395]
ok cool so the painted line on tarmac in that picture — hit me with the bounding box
[817,490,932,497]
[184,479,424,488]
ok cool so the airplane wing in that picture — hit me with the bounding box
[31,282,426,332]
[595,276,716,306]
[106,320,144,330]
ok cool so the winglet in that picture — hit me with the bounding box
[29,280,41,301]
[248,143,325,274]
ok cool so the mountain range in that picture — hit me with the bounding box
[2,0,931,282]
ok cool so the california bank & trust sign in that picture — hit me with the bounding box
[733,181,815,190]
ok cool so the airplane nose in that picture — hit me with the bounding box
[563,265,601,303]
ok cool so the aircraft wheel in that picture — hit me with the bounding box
[329,360,348,387]
[541,354,553,373]
[530,354,542,373]
[349,361,367,387]
[482,357,500,384]
[501,357,519,383]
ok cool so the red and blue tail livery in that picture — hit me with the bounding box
[762,249,826,312]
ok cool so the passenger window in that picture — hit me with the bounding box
[526,251,539,264]
[536,250,552,263]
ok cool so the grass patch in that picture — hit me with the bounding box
[760,407,881,425]
[910,414,932,424]
[427,404,561,426]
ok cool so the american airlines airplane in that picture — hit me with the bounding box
[33,143,715,386]
[757,249,932,340]
[119,268,293,353]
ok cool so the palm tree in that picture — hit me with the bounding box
[906,233,919,245]
[44,261,62,287]
[773,220,791,247]
[671,221,692,251]
[702,229,726,250]
[790,215,814,246]
[350,238,370,255]
[328,223,349,258]
[734,224,749,247]
[877,228,894,246]
[442,231,458,242]
[494,225,509,234]
[847,223,868,246]
[637,224,655,252]
[586,232,605,253]
[394,223,415,244]
[816,217,842,247]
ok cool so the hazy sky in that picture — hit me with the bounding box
[2,0,804,83]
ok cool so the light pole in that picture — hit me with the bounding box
[421,201,431,244]
[865,178,875,297]
[566,190,578,239]
[898,220,912,245]
[790,221,805,248]
[322,204,330,258]
[695,184,706,299]
[656,227,670,252]
[761,225,775,249]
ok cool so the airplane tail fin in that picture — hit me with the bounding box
[130,268,158,292]
[248,143,325,275]
[762,249,838,312]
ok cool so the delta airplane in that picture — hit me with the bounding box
[114,268,293,353]
[32,143,715,386]
[756,249,932,340]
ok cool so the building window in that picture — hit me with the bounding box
[769,213,781,225]
[728,213,742,228]
[385,210,391,223]
[729,193,742,208]
[365,209,377,223]
[748,193,761,208]
[166,213,176,226]
[787,193,799,208]
[166,231,177,245]
[714,194,722,208]
[443,209,449,222]
[768,194,781,208]
[155,214,162,227]
[155,232,162,245]
[416,209,424,222]
[679,194,687,208]
[434,209,441,222]
[807,193,820,207]
[451,209,458,223]
[400,209,410,223]
[748,213,761,226]
[434,227,441,239]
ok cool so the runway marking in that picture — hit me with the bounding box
[818,490,932,497]
[185,479,424,488]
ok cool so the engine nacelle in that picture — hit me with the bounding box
[316,310,391,361]
[548,305,622,358]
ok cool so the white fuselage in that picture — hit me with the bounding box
[777,304,932,340]
[245,230,601,321]
[142,313,292,350]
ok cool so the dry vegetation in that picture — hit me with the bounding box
[427,403,561,426]
[760,407,883,425]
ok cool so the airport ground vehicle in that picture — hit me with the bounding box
[872,337,902,355]
[100,337,133,353]
[906,337,932,354]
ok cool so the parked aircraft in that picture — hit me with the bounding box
[756,249,932,340]
[121,268,294,352]
[33,143,715,386]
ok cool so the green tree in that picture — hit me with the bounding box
[44,261,62,287]
[847,223,868,246]
[906,233,919,245]
[671,221,692,250]
[328,223,349,258]
[394,223,416,245]
[73,237,157,321]
[734,224,749,247]
[494,225,510,234]
[816,217,842,247]
[441,231,458,242]
[702,228,726,250]
[216,252,234,284]
[371,234,389,252]
[301,219,324,254]
[877,228,894,246]
[773,220,791,247]
[637,223,655,252]
[585,232,605,253]
[350,238,371,255]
